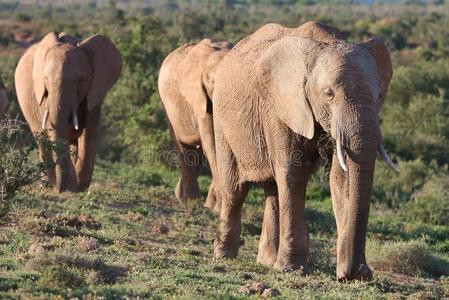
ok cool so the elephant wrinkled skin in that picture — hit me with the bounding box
[158,39,232,211]
[15,32,122,192]
[212,21,396,281]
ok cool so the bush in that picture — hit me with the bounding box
[367,239,449,277]
[27,252,128,287]
[402,173,449,226]
[0,119,44,218]
[98,16,173,164]
[383,59,449,166]
[372,158,437,207]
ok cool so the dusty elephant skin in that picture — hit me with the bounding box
[15,32,122,193]
[158,39,232,211]
[212,21,398,281]
[0,77,9,115]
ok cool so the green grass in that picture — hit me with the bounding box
[0,168,448,299]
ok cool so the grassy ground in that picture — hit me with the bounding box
[0,164,448,299]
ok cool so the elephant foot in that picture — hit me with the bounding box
[214,237,240,259]
[274,256,308,274]
[77,182,90,192]
[256,244,278,266]
[338,264,373,282]
[184,188,201,200]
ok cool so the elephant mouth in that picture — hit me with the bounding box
[315,130,335,160]
[333,130,399,174]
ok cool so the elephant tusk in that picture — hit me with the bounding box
[336,139,348,172]
[378,145,400,173]
[73,111,79,130]
[41,110,48,130]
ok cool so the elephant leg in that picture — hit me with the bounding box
[205,180,221,213]
[70,140,79,166]
[176,143,202,201]
[257,182,279,266]
[330,152,346,247]
[197,113,221,212]
[274,171,310,273]
[214,123,249,258]
[214,181,249,258]
[204,181,216,209]
[52,137,77,193]
[75,106,101,192]
[38,135,56,187]
[64,140,79,192]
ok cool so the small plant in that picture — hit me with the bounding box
[0,118,44,218]
[367,239,449,277]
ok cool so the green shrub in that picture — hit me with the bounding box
[94,160,176,188]
[27,253,128,288]
[402,173,449,226]
[383,59,449,166]
[367,239,449,277]
[0,119,44,218]
[373,158,437,207]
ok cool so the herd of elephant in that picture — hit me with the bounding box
[1,21,401,281]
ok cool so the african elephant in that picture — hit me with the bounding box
[0,78,8,115]
[212,21,399,281]
[15,32,122,192]
[158,39,232,211]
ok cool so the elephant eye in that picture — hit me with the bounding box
[323,88,334,100]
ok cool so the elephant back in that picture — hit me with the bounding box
[294,21,346,44]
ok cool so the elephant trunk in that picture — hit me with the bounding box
[334,112,380,281]
[47,91,73,192]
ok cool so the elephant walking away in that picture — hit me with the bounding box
[15,32,122,192]
[158,39,232,211]
[212,21,399,281]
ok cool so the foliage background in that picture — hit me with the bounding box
[0,0,448,298]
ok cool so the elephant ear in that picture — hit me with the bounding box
[255,36,316,139]
[79,34,122,111]
[179,40,213,119]
[360,37,392,110]
[33,32,60,105]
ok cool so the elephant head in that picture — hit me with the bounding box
[179,39,232,118]
[256,35,397,280]
[0,78,8,115]
[33,32,121,192]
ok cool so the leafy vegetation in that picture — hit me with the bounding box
[0,0,448,298]
[0,119,43,217]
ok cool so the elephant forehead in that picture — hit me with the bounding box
[45,47,90,79]
[314,48,380,92]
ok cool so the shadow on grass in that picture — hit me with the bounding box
[307,208,336,235]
